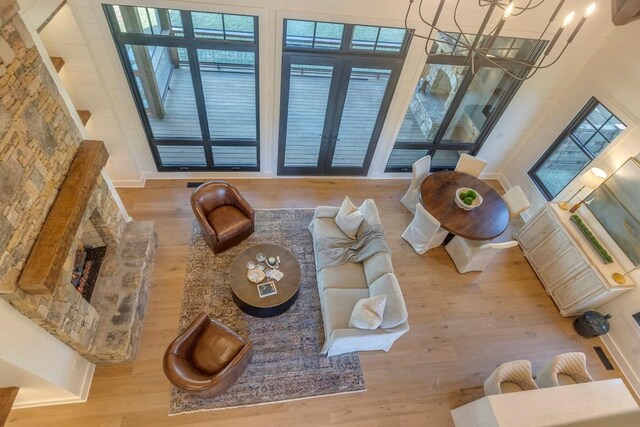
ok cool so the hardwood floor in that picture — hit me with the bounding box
[7,178,628,426]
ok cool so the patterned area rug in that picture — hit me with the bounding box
[169,209,366,415]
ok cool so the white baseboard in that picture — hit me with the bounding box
[12,364,95,409]
[479,172,510,191]
[111,178,146,188]
[600,334,640,400]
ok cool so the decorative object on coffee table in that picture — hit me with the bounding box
[574,311,611,338]
[230,243,301,317]
[191,181,255,254]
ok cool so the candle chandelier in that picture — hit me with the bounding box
[404,0,597,81]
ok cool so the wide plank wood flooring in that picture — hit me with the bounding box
[7,178,628,426]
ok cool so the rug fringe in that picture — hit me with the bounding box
[168,388,367,416]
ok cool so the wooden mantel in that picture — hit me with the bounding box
[18,140,108,294]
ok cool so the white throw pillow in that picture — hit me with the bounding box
[335,196,364,239]
[369,273,408,328]
[349,295,387,330]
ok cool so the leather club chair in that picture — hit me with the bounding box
[191,181,255,254]
[163,312,253,398]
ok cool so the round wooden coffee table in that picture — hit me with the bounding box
[420,171,509,241]
[229,244,302,318]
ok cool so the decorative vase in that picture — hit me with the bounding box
[574,311,611,338]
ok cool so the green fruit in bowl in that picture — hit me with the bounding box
[459,192,467,201]
[463,197,474,206]
[467,190,477,200]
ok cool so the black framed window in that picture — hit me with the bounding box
[529,98,626,200]
[104,5,260,171]
[278,20,409,176]
[284,19,410,54]
[385,31,545,172]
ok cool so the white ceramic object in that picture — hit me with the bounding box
[247,268,266,283]
[455,187,483,211]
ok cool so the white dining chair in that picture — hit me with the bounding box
[536,352,594,389]
[402,203,448,255]
[401,155,432,213]
[503,185,530,217]
[445,237,519,273]
[455,153,487,178]
[484,360,539,396]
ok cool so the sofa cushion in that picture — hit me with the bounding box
[320,288,370,337]
[363,252,394,285]
[369,273,408,328]
[349,295,386,329]
[358,198,382,229]
[318,262,368,292]
[335,196,364,239]
[311,217,348,242]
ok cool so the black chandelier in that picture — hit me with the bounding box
[404,0,597,80]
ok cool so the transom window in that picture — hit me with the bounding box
[529,98,626,200]
[104,5,259,172]
[284,20,409,53]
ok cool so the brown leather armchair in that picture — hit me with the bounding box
[191,181,255,254]
[163,313,253,398]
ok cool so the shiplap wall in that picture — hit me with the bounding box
[501,20,640,394]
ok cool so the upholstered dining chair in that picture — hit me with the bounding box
[401,155,432,213]
[503,185,531,217]
[484,360,539,396]
[455,153,488,178]
[536,352,594,388]
[445,237,519,273]
[163,312,253,398]
[191,181,255,254]
[402,203,448,255]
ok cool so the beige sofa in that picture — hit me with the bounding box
[309,199,410,357]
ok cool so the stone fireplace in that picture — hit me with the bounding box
[0,2,157,364]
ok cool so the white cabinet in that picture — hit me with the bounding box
[515,204,634,317]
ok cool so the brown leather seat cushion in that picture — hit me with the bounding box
[207,205,252,241]
[190,324,246,375]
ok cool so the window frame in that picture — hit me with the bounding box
[283,19,411,57]
[528,97,626,201]
[104,5,260,172]
[385,34,546,172]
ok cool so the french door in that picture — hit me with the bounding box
[278,54,401,175]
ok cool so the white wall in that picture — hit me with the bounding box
[0,299,94,408]
[500,20,640,394]
[16,0,64,30]
[28,0,615,186]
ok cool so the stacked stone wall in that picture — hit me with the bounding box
[0,2,130,358]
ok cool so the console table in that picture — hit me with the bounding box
[515,203,635,317]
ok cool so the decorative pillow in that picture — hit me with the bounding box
[369,273,408,328]
[358,198,382,229]
[349,295,387,330]
[335,196,364,239]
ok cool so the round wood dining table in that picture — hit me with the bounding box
[420,171,509,241]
